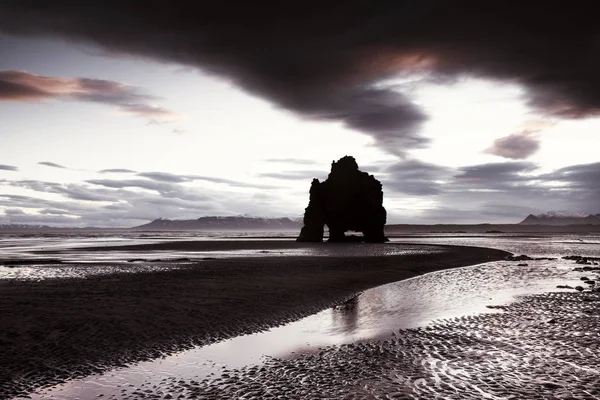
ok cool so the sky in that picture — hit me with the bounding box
[0,1,598,227]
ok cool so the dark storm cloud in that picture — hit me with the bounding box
[0,70,176,119]
[0,164,18,171]
[98,168,136,173]
[38,161,66,169]
[485,132,541,160]
[2,2,600,155]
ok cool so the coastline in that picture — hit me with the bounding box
[0,242,508,398]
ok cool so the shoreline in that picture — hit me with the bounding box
[0,242,508,398]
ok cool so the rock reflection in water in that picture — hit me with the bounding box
[331,295,360,335]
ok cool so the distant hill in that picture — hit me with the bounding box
[519,211,600,225]
[132,216,302,231]
[0,223,53,230]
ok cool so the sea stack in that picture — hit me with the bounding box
[297,156,388,243]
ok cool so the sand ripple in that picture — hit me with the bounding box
[164,291,600,400]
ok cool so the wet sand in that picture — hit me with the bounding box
[0,242,507,398]
[189,290,600,399]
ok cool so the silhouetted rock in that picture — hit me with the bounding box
[297,156,387,243]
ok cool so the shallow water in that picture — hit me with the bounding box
[24,233,600,399]
[0,237,442,280]
[191,291,600,400]
[390,233,600,258]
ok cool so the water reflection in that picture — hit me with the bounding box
[331,295,360,335]
[0,240,444,280]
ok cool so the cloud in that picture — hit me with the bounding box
[38,161,66,169]
[258,171,327,181]
[10,180,117,202]
[0,175,291,227]
[39,208,72,215]
[138,171,278,189]
[2,3,600,156]
[2,159,599,226]
[0,70,176,119]
[85,178,207,200]
[382,159,600,223]
[542,162,600,186]
[454,162,538,187]
[137,172,187,183]
[485,131,541,159]
[3,208,25,215]
[381,159,453,195]
[98,168,136,173]
[539,162,600,212]
[264,158,318,165]
[0,164,18,171]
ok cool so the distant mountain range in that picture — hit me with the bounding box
[0,223,53,230]
[3,212,600,231]
[519,211,600,225]
[132,216,302,231]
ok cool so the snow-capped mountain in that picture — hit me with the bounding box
[132,216,302,230]
[519,211,600,225]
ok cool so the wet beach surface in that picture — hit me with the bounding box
[0,239,507,399]
[1,239,442,280]
[187,290,600,400]
[28,255,600,400]
[3,233,599,399]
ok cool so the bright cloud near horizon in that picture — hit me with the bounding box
[0,2,598,227]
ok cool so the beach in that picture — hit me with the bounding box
[0,240,508,399]
[190,290,600,400]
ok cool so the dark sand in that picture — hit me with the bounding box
[188,291,600,399]
[0,242,508,398]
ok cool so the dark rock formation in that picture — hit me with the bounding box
[297,156,387,243]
